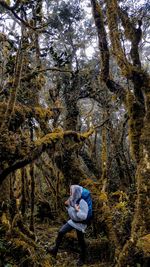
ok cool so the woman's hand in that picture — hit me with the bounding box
[75,204,80,212]
[64,199,70,206]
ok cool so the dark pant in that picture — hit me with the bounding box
[54,223,86,261]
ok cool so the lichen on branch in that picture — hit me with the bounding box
[0,127,95,184]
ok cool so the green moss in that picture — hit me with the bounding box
[34,107,53,120]
[35,128,64,147]
[117,239,135,267]
[101,126,107,180]
[137,234,150,257]
[112,191,128,202]
[106,0,133,78]
[114,201,127,211]
[99,192,108,202]
[126,91,145,162]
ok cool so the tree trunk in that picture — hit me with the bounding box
[20,168,26,216]
[30,163,35,232]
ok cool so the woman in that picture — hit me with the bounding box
[47,185,89,266]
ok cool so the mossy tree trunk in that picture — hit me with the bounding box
[9,173,18,223]
[91,0,150,265]
[110,115,134,190]
[59,73,89,186]
[30,163,35,232]
[0,176,11,204]
[20,168,26,216]
[101,114,107,183]
[64,74,80,131]
[29,120,35,232]
[118,87,150,267]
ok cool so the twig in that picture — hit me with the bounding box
[0,1,56,32]
[93,117,110,130]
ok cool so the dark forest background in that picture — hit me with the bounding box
[0,0,150,266]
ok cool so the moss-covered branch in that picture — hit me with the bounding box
[118,6,142,68]
[91,0,126,101]
[0,102,53,130]
[91,0,109,80]
[106,0,147,102]
[0,128,94,184]
[106,0,133,78]
[0,41,24,131]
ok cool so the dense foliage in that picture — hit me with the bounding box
[0,0,150,266]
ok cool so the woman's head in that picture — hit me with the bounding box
[69,185,82,206]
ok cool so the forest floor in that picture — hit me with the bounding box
[35,221,112,267]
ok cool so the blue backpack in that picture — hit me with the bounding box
[76,188,93,223]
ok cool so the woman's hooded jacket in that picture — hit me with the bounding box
[69,185,82,207]
[66,185,88,232]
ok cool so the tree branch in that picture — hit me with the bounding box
[91,0,126,101]
[0,0,20,11]
[91,0,110,81]
[0,39,24,131]
[0,128,94,184]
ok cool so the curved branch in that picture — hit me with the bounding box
[106,0,133,77]
[91,0,126,101]
[0,102,54,131]
[0,0,20,11]
[0,1,55,32]
[118,6,142,68]
[0,128,94,184]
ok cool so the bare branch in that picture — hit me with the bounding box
[93,117,110,130]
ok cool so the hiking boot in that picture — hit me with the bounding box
[46,246,57,257]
